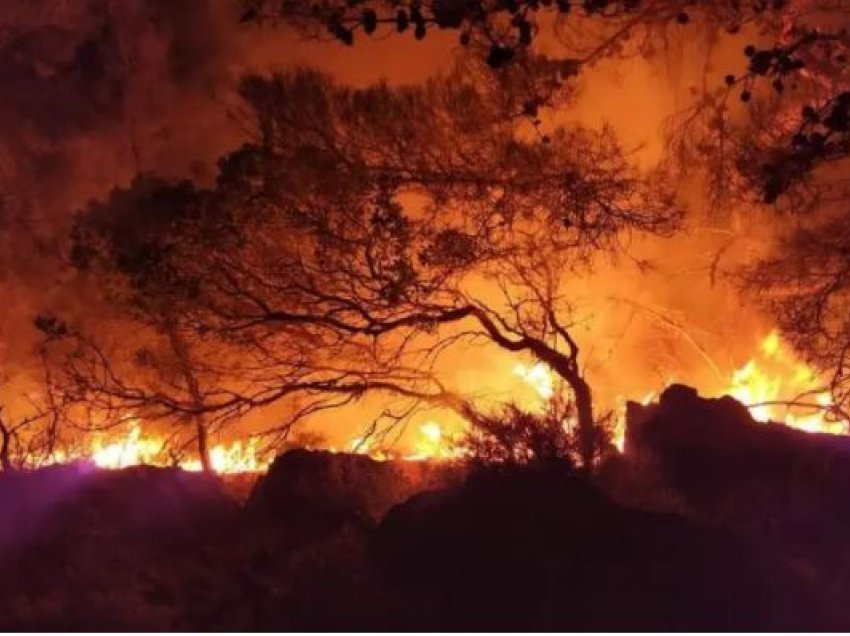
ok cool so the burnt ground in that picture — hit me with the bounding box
[0,389,848,630]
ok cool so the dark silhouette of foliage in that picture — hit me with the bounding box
[0,343,72,471]
[733,27,850,203]
[461,402,576,464]
[64,176,255,472]
[243,0,780,69]
[248,0,849,204]
[375,458,813,630]
[458,394,614,465]
[0,453,829,629]
[663,3,850,205]
[62,64,677,469]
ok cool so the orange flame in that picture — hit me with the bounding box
[724,331,846,435]
[51,419,273,474]
[39,332,850,471]
[513,362,555,401]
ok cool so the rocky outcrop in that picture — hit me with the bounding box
[247,450,463,539]
[372,460,819,630]
[625,383,850,512]
[0,442,842,630]
[624,384,850,603]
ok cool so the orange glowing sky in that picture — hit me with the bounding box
[0,2,839,466]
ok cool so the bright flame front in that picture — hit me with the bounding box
[724,331,846,435]
[72,420,273,474]
[39,332,850,471]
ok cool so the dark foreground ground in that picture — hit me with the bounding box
[0,385,848,630]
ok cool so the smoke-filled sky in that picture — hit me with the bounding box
[0,1,460,192]
[0,0,786,449]
[0,1,451,362]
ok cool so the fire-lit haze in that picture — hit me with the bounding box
[1,0,848,471]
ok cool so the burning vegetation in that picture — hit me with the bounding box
[3,0,850,629]
[24,329,843,472]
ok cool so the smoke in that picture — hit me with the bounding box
[0,2,797,451]
[0,0,460,448]
[0,0,458,251]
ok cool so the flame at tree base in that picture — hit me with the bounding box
[46,421,274,474]
[34,332,850,473]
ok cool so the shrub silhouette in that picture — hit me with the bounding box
[459,395,613,467]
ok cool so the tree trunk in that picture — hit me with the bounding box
[541,353,596,471]
[571,377,596,472]
[165,323,212,473]
[195,416,211,473]
[0,425,11,472]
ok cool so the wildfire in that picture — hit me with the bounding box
[89,421,163,469]
[180,438,269,473]
[346,364,562,462]
[349,421,463,461]
[513,362,555,401]
[405,421,464,460]
[504,331,848,455]
[38,332,849,472]
[57,420,274,474]
[724,331,846,435]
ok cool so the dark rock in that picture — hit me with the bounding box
[625,383,850,515]
[372,460,815,630]
[248,449,462,540]
[625,383,850,619]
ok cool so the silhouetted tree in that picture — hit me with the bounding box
[65,176,253,472]
[0,336,72,470]
[82,65,676,469]
[244,0,776,68]
[661,2,850,205]
[676,5,850,425]
[247,0,850,205]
